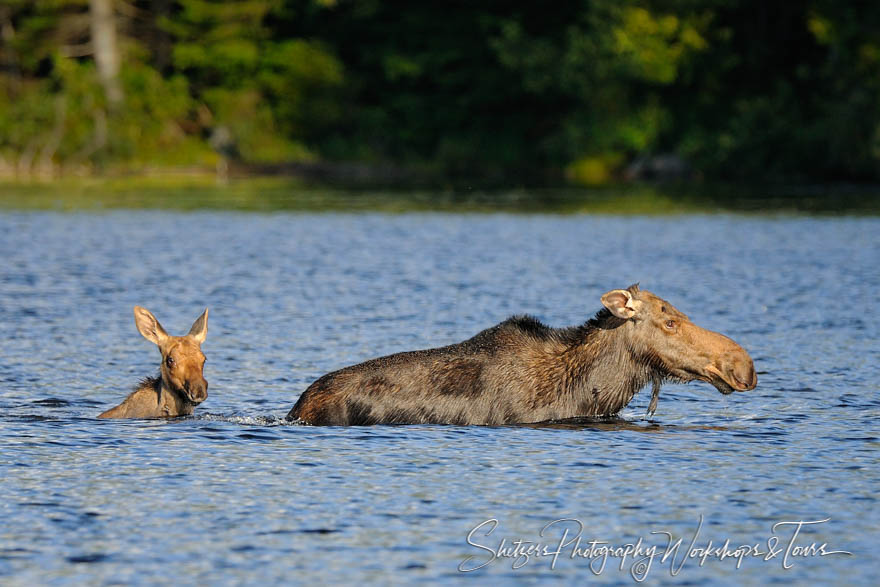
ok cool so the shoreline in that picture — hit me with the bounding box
[1,174,878,215]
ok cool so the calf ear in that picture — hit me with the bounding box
[134,306,169,346]
[601,289,639,319]
[188,308,208,344]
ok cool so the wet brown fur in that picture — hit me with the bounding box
[287,285,757,426]
[98,307,209,419]
[97,376,197,419]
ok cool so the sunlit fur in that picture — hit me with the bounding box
[287,285,756,426]
[98,307,209,419]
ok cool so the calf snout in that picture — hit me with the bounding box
[184,379,208,404]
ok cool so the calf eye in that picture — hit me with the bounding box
[166,356,175,367]
[665,320,676,329]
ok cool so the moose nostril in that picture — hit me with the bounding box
[732,362,756,390]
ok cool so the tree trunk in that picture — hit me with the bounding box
[0,5,21,95]
[36,96,68,179]
[89,0,123,107]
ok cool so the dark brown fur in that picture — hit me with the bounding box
[286,285,756,426]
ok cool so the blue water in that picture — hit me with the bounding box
[0,212,877,585]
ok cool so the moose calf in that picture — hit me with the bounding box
[98,307,209,419]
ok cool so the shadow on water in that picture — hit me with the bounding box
[4,390,739,433]
[513,415,735,433]
[1,405,735,435]
[195,413,729,433]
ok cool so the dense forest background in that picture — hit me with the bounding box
[1,0,878,185]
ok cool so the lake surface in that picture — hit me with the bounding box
[0,211,877,585]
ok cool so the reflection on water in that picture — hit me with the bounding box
[515,416,661,431]
[514,416,740,433]
[1,211,877,584]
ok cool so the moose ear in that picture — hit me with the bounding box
[601,289,639,319]
[188,308,208,344]
[134,306,169,346]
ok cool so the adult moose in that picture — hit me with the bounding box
[98,307,209,419]
[286,285,756,426]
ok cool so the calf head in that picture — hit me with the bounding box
[601,285,757,394]
[134,306,209,404]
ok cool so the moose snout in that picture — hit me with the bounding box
[716,354,757,393]
[731,358,757,391]
[184,379,208,404]
[703,346,757,394]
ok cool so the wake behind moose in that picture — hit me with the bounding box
[98,307,209,419]
[287,285,756,426]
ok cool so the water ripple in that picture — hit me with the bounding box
[0,212,876,584]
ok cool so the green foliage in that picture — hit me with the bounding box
[612,7,708,84]
[1,0,879,182]
[258,39,344,139]
[668,1,880,181]
[161,0,343,163]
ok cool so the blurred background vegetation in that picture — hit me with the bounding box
[1,0,879,188]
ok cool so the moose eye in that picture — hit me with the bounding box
[165,356,175,367]
[665,320,676,329]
